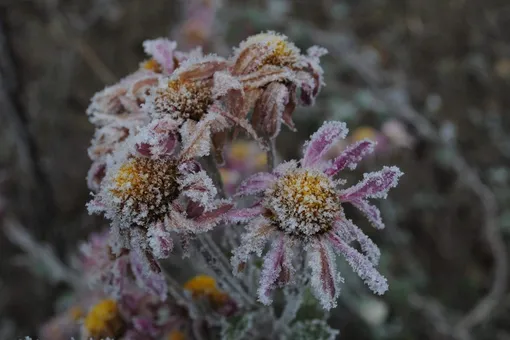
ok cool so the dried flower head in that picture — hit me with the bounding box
[229,121,403,309]
[230,32,328,139]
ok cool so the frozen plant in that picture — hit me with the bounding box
[27,31,402,340]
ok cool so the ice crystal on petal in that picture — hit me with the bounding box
[236,172,276,197]
[142,38,177,75]
[177,170,217,211]
[325,139,376,175]
[302,121,348,167]
[341,166,403,201]
[147,222,173,259]
[307,241,341,310]
[258,237,288,305]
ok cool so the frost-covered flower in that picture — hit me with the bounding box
[229,121,403,309]
[88,121,232,263]
[82,298,125,340]
[230,32,328,138]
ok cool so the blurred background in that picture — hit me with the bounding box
[1,0,510,339]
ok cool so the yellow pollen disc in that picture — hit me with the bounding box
[153,78,212,121]
[168,330,186,340]
[183,275,228,305]
[110,157,178,224]
[266,170,340,237]
[84,299,124,338]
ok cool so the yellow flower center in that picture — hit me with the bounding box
[262,39,297,67]
[110,157,179,224]
[153,78,212,121]
[168,330,186,340]
[265,170,340,237]
[184,275,228,305]
[84,299,124,339]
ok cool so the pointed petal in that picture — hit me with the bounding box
[227,205,265,223]
[324,139,376,176]
[178,170,217,210]
[328,233,388,295]
[193,200,233,224]
[308,240,341,310]
[340,166,403,201]
[333,218,380,264]
[258,236,287,305]
[236,172,276,197]
[302,121,348,167]
[350,199,385,230]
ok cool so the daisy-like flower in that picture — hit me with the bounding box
[88,118,233,265]
[86,39,201,191]
[229,121,403,310]
[229,32,328,138]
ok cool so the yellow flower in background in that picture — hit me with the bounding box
[84,299,124,339]
[184,275,228,305]
[350,126,379,142]
[69,306,84,321]
[168,330,186,340]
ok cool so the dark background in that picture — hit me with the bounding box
[1,0,510,339]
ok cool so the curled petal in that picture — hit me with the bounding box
[258,236,291,305]
[324,139,376,176]
[87,161,106,192]
[302,121,348,167]
[193,200,233,224]
[340,166,403,201]
[281,84,297,131]
[178,170,217,210]
[147,222,174,259]
[238,65,294,89]
[143,38,177,74]
[212,71,243,99]
[176,55,228,82]
[252,82,289,139]
[307,240,341,310]
[328,233,388,295]
[236,172,277,197]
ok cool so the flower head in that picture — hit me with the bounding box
[184,275,237,316]
[84,299,125,339]
[228,121,403,309]
[230,32,328,138]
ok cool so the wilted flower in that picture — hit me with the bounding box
[88,120,232,265]
[230,32,327,138]
[228,121,403,309]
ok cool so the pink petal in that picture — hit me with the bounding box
[227,205,265,223]
[258,236,287,305]
[143,38,177,74]
[193,201,233,224]
[308,240,341,310]
[340,166,403,201]
[324,139,376,176]
[302,121,348,167]
[236,172,276,197]
[350,199,385,230]
[328,233,388,295]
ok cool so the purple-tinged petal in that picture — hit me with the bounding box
[333,217,381,264]
[87,161,106,192]
[302,121,348,167]
[350,199,385,230]
[340,166,403,201]
[328,233,388,295]
[193,201,233,225]
[178,170,217,210]
[307,240,341,310]
[143,38,177,74]
[105,255,130,299]
[227,205,265,223]
[129,250,168,301]
[324,139,376,176]
[258,236,286,305]
[147,222,174,259]
[132,317,160,337]
[236,172,276,197]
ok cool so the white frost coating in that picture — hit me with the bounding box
[351,199,385,230]
[329,234,388,295]
[258,237,285,305]
[307,241,342,310]
[326,139,376,175]
[231,217,274,275]
[147,222,173,259]
[212,71,243,99]
[177,170,217,211]
[341,166,403,200]
[179,119,212,159]
[235,172,276,197]
[302,121,348,167]
[335,218,381,265]
[238,66,295,89]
